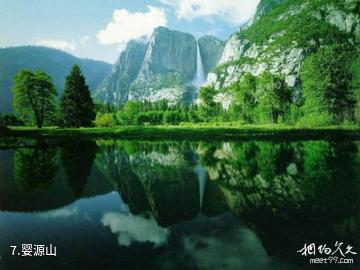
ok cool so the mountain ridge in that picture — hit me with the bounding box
[0,46,112,112]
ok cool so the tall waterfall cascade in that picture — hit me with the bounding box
[195,165,207,211]
[191,40,206,90]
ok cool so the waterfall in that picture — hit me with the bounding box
[195,165,207,211]
[192,40,206,90]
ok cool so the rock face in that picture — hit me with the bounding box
[129,27,197,103]
[140,27,197,81]
[95,143,203,226]
[96,27,223,105]
[95,41,148,105]
[207,0,360,108]
[198,36,225,75]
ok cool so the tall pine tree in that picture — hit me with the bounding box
[60,65,95,127]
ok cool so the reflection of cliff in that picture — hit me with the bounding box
[95,142,228,226]
[0,141,112,212]
[130,150,200,226]
[95,139,360,249]
[95,146,151,215]
[3,139,359,266]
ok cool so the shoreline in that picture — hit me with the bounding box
[1,125,360,141]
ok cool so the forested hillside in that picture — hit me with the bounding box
[205,0,360,126]
[0,46,111,112]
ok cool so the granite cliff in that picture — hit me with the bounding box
[95,27,225,105]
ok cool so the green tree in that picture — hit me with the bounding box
[188,105,200,123]
[60,65,96,127]
[231,73,257,123]
[198,86,217,122]
[13,70,57,128]
[301,45,355,124]
[0,99,5,131]
[116,101,141,125]
[163,111,182,125]
[136,111,163,125]
[0,113,24,126]
[350,52,360,123]
[257,72,292,123]
[94,113,114,127]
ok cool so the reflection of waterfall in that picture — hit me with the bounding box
[192,40,206,91]
[195,165,207,211]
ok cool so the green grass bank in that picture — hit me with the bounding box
[1,124,360,141]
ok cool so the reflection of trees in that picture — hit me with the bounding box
[198,142,304,213]
[61,140,97,197]
[14,146,59,192]
[197,139,360,217]
[94,139,360,265]
[2,140,111,212]
[303,141,360,208]
[302,141,360,238]
[196,140,360,262]
[96,139,360,229]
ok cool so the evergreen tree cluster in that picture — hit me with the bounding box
[11,65,96,128]
[300,44,357,125]
[112,100,201,126]
[202,72,294,125]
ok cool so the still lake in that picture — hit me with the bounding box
[0,138,359,269]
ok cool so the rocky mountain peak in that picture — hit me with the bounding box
[95,27,225,105]
[94,40,148,105]
[140,26,197,81]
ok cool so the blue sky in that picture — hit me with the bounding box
[0,0,259,63]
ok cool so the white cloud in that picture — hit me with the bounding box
[97,6,167,45]
[160,0,260,25]
[35,39,76,52]
[101,212,169,247]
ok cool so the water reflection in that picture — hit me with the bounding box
[61,140,97,196]
[0,138,359,269]
[0,140,111,212]
[168,214,299,270]
[14,146,59,192]
[101,212,169,247]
